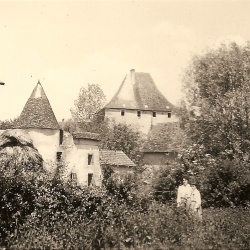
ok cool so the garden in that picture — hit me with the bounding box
[0,41,250,249]
[0,156,249,249]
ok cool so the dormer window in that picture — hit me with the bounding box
[121,110,125,116]
[137,111,141,118]
[168,112,171,118]
[152,111,156,117]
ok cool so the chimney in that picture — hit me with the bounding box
[130,69,135,85]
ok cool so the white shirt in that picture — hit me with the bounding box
[177,184,192,204]
[191,189,201,209]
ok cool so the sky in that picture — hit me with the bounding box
[0,0,250,121]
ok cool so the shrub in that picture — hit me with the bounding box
[154,144,250,207]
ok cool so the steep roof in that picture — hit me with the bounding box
[100,150,136,167]
[142,122,182,152]
[104,69,175,111]
[17,81,60,129]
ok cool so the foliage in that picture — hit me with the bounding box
[153,144,250,207]
[0,118,19,130]
[61,118,78,134]
[62,117,144,166]
[152,161,185,202]
[100,123,144,165]
[71,83,106,123]
[180,42,250,159]
[102,164,141,206]
[0,147,249,249]
[3,191,250,250]
[172,42,250,208]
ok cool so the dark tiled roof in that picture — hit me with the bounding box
[72,131,100,141]
[142,122,182,152]
[17,82,59,129]
[104,70,175,111]
[100,150,136,167]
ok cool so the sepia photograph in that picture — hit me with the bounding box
[0,1,249,249]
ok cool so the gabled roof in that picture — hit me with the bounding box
[104,69,175,111]
[17,81,59,129]
[100,150,136,167]
[142,122,182,153]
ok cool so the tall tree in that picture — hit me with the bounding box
[71,84,106,123]
[180,42,250,159]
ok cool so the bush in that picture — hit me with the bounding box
[152,160,185,203]
[153,144,250,207]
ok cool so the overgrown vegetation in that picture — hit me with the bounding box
[0,118,19,130]
[1,41,250,249]
[0,173,249,249]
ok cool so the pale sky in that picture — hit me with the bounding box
[0,0,250,121]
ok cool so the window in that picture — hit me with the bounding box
[59,129,63,145]
[168,112,171,118]
[137,110,141,118]
[88,154,93,165]
[121,110,125,116]
[56,152,62,161]
[152,111,156,117]
[88,173,93,186]
[70,173,77,180]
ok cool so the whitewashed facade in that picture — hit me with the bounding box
[16,81,102,186]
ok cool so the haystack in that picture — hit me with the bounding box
[0,129,43,172]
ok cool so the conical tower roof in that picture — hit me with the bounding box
[17,81,59,129]
[105,69,175,111]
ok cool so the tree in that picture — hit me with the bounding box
[0,129,44,238]
[100,123,144,165]
[71,84,106,123]
[180,41,250,159]
[0,117,19,130]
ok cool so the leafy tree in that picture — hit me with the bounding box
[100,123,144,165]
[71,84,106,123]
[180,42,250,159]
[0,118,19,130]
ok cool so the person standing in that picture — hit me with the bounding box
[177,177,192,211]
[190,180,202,221]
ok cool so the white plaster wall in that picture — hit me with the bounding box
[62,133,102,186]
[25,128,60,171]
[105,109,178,134]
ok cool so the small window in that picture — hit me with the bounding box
[137,110,141,117]
[88,173,93,186]
[59,129,63,145]
[168,112,171,118]
[88,154,93,165]
[152,111,156,117]
[70,173,77,180]
[56,152,62,161]
[121,110,125,116]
